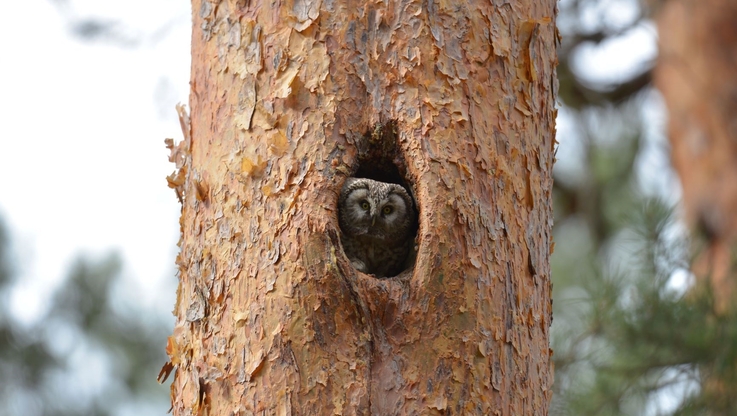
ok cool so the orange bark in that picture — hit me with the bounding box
[166,0,557,414]
[654,0,737,310]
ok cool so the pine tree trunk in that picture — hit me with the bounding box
[166,0,557,414]
[654,0,737,311]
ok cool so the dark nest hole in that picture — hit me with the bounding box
[340,122,420,278]
[354,122,414,195]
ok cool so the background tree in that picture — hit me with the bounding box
[165,0,558,414]
[551,0,737,414]
[654,0,737,311]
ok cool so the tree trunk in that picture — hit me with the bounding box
[166,0,557,414]
[654,0,737,311]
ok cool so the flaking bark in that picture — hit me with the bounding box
[166,0,558,414]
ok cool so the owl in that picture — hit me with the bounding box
[338,177,416,277]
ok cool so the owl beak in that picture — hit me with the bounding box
[370,207,377,227]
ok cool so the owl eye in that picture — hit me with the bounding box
[360,200,370,210]
[382,206,393,215]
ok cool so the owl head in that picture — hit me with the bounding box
[338,177,416,241]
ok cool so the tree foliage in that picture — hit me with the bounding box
[551,0,737,414]
[0,218,171,416]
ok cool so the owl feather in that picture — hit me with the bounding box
[338,177,416,277]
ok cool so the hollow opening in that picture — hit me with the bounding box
[338,122,419,278]
[353,122,413,191]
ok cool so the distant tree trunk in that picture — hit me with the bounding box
[654,0,737,311]
[166,0,557,414]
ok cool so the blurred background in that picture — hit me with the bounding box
[0,0,188,415]
[2,0,736,415]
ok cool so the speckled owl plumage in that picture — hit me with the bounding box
[338,177,416,277]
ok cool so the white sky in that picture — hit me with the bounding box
[0,0,191,323]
